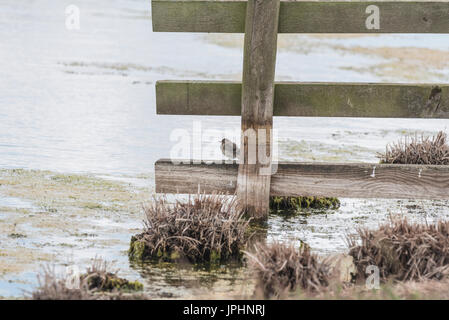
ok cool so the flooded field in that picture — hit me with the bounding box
[1,0,449,299]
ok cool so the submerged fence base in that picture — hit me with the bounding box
[155,159,449,200]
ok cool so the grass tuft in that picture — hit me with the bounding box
[246,242,331,299]
[129,193,250,264]
[379,131,449,165]
[31,259,144,300]
[348,217,449,282]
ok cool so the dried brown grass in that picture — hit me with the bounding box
[31,259,145,300]
[379,131,449,165]
[31,265,93,300]
[291,278,449,300]
[348,217,449,282]
[129,193,250,263]
[246,242,331,299]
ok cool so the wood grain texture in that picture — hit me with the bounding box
[152,0,449,33]
[155,159,449,200]
[156,81,449,118]
[236,0,280,219]
[152,0,246,33]
[156,81,242,116]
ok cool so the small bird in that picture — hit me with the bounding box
[220,138,240,160]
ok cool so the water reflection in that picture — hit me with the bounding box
[130,260,252,299]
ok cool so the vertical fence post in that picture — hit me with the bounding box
[236,0,280,220]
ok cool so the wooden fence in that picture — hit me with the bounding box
[152,0,449,219]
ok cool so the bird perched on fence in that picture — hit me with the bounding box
[220,138,240,160]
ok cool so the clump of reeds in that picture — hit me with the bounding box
[81,259,143,292]
[246,242,331,298]
[31,259,144,300]
[129,193,250,264]
[295,278,449,300]
[379,131,449,165]
[348,217,449,282]
[270,196,340,212]
[31,266,93,300]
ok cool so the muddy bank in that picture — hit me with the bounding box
[0,169,150,297]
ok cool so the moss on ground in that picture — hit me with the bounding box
[31,260,146,300]
[0,169,152,215]
[128,236,148,261]
[0,169,151,283]
[270,196,340,212]
[83,273,143,292]
[129,233,241,265]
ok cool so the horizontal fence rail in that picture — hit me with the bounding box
[152,0,449,34]
[155,159,449,199]
[156,81,449,118]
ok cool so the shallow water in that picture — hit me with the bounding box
[1,0,449,298]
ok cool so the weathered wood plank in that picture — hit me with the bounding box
[152,1,449,34]
[156,81,242,116]
[237,0,280,219]
[280,1,449,34]
[152,0,246,33]
[155,159,449,200]
[156,81,449,118]
[156,160,238,195]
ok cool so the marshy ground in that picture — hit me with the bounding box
[2,166,449,299]
[2,0,449,299]
[0,169,150,297]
